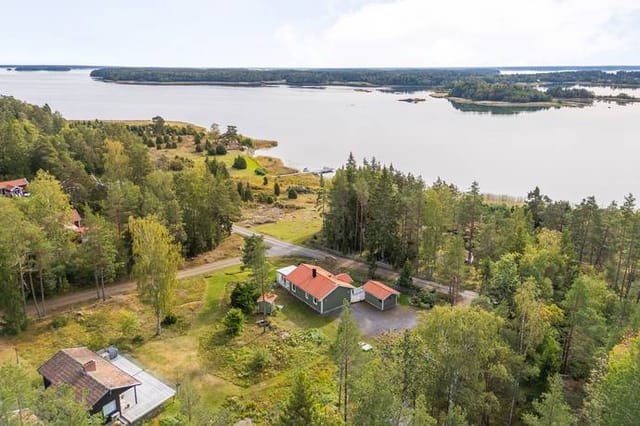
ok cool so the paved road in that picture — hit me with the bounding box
[27,226,478,317]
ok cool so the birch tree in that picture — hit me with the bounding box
[129,216,181,336]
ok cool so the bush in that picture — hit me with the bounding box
[215,144,227,155]
[254,168,266,176]
[131,334,145,345]
[161,313,178,327]
[248,348,272,373]
[195,143,203,153]
[256,193,274,204]
[410,289,435,309]
[274,182,281,196]
[223,308,245,336]
[232,156,247,170]
[230,282,259,314]
[50,316,68,329]
[287,188,298,199]
[119,313,140,336]
[262,176,268,186]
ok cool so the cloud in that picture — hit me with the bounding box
[275,0,640,67]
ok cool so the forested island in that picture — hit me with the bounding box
[2,96,640,425]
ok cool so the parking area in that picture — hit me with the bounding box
[350,302,417,336]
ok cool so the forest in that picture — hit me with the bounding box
[90,67,640,89]
[0,97,241,333]
[319,154,640,424]
[447,80,552,103]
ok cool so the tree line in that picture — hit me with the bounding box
[0,97,240,333]
[318,154,640,423]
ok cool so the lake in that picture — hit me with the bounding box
[1,69,639,204]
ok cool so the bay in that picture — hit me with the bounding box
[1,69,639,203]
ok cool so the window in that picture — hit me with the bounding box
[313,297,318,305]
[305,292,309,299]
[291,285,296,293]
[102,400,117,417]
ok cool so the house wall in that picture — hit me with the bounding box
[288,283,322,313]
[257,300,274,315]
[365,292,384,310]
[89,387,131,419]
[322,287,352,314]
[385,294,398,309]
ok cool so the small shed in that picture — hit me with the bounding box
[257,293,278,315]
[362,280,400,311]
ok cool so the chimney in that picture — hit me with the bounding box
[312,268,317,278]
[83,360,96,372]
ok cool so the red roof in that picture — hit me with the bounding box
[38,347,140,408]
[362,280,400,300]
[0,178,28,190]
[257,292,278,304]
[334,273,354,284]
[72,209,82,224]
[286,264,354,300]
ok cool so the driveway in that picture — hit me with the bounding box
[350,302,417,337]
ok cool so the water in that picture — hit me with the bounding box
[1,69,639,204]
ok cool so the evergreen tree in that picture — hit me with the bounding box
[522,375,575,426]
[278,372,319,426]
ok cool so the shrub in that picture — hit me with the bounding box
[223,308,245,336]
[410,289,435,309]
[119,313,140,336]
[168,158,184,171]
[254,168,266,176]
[215,144,227,155]
[287,188,298,199]
[274,182,281,196]
[248,348,272,373]
[161,313,178,327]
[195,143,203,153]
[232,156,247,170]
[131,334,145,345]
[262,176,268,186]
[50,316,68,329]
[256,193,274,204]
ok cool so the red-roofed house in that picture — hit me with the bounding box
[276,264,359,314]
[0,178,29,197]
[362,280,400,311]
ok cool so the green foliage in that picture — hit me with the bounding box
[278,372,320,426]
[223,308,245,336]
[254,167,266,176]
[522,375,575,425]
[232,155,248,170]
[215,144,227,155]
[274,182,281,196]
[230,281,259,314]
[50,315,69,329]
[248,348,273,373]
[119,312,140,335]
[287,187,298,199]
[448,80,552,103]
[161,313,178,327]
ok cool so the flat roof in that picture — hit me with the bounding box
[101,353,175,423]
[276,265,297,276]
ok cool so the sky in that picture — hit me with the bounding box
[2,0,640,67]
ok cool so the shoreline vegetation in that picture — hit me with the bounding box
[87,67,640,110]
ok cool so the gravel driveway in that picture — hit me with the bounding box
[349,302,418,336]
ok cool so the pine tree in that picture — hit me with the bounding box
[522,375,575,426]
[278,372,319,425]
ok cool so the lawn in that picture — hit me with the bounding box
[0,262,341,424]
[250,194,323,245]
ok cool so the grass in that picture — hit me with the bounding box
[251,206,322,245]
[0,263,340,423]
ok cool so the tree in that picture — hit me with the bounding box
[287,187,298,199]
[129,216,182,336]
[242,235,269,326]
[483,252,521,311]
[584,333,640,425]
[396,260,414,289]
[332,300,361,423]
[274,182,281,197]
[232,156,247,170]
[0,364,36,424]
[278,372,320,426]
[351,358,403,426]
[215,144,227,155]
[561,275,613,377]
[411,394,437,426]
[81,211,119,301]
[152,115,165,135]
[230,281,259,314]
[459,181,482,263]
[522,375,575,426]
[36,383,102,426]
[418,306,515,423]
[223,308,245,336]
[24,170,75,318]
[437,234,466,305]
